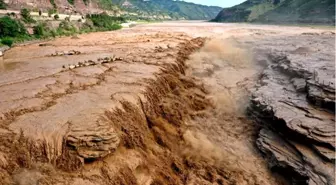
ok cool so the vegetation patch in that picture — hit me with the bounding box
[0,0,6,9]
[87,14,125,31]
[109,0,222,20]
[213,0,335,24]
[0,12,124,47]
[20,8,36,23]
[67,0,74,5]
[0,16,30,46]
[1,37,13,47]
[0,16,28,38]
[33,22,53,38]
[57,20,77,36]
[48,8,57,17]
[50,0,57,9]
[54,14,60,20]
[98,0,116,10]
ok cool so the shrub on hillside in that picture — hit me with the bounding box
[33,23,50,38]
[57,20,77,36]
[20,8,29,19]
[50,30,57,37]
[80,19,95,33]
[58,20,76,31]
[0,0,6,9]
[0,16,28,38]
[82,19,94,28]
[48,10,52,17]
[54,14,59,20]
[67,0,74,5]
[1,37,14,47]
[48,8,57,17]
[20,8,35,23]
[87,14,124,31]
[50,0,57,9]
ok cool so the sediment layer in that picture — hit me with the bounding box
[249,52,335,185]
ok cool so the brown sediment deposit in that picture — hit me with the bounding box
[0,22,334,185]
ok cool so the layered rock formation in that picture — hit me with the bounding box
[249,34,335,184]
[1,30,244,184]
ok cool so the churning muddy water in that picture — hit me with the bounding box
[0,22,334,185]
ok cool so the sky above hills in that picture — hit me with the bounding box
[183,0,245,7]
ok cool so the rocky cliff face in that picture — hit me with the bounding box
[249,32,335,184]
[5,0,103,14]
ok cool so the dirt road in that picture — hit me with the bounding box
[0,22,334,185]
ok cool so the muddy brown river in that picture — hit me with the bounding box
[0,22,334,185]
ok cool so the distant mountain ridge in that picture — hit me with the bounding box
[213,0,335,24]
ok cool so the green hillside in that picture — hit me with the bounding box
[256,0,335,24]
[110,0,223,20]
[213,0,335,24]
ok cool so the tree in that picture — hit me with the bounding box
[0,16,27,38]
[20,8,30,19]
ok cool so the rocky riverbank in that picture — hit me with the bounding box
[249,32,335,185]
[0,45,10,57]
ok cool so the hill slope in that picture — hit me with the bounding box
[213,0,335,24]
[2,0,222,20]
[111,0,223,20]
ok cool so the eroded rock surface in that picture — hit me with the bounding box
[0,31,186,164]
[249,33,335,184]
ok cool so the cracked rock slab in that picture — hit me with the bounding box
[66,117,120,159]
[250,33,335,185]
[257,129,334,185]
[2,31,185,165]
